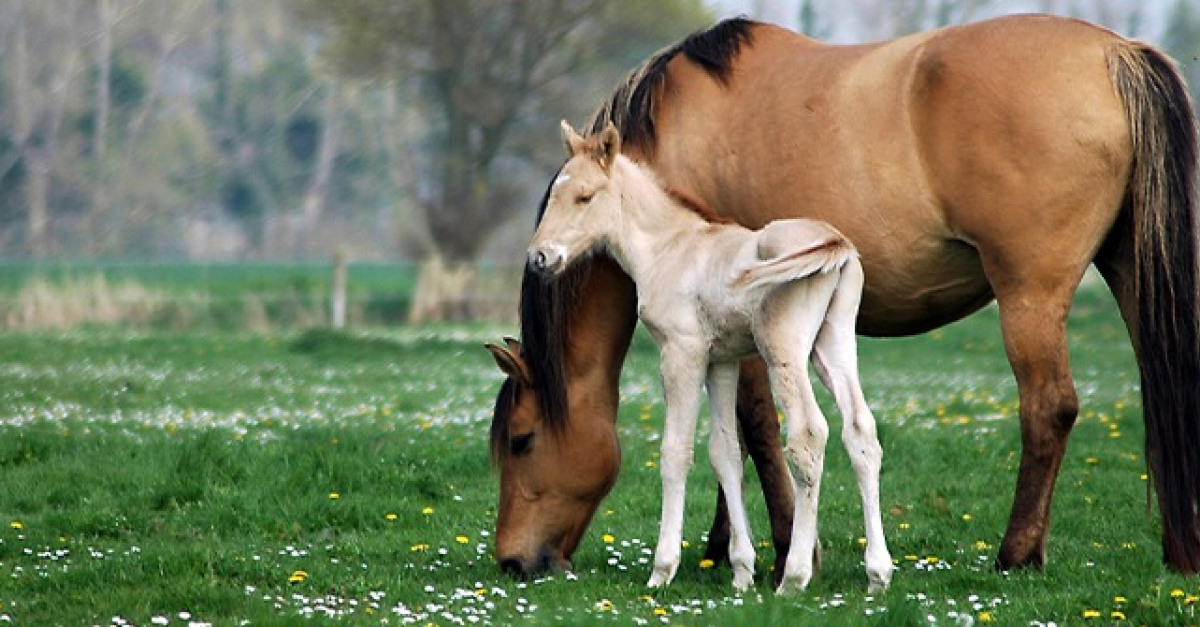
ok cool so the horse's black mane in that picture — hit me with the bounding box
[588,17,756,156]
[490,18,757,459]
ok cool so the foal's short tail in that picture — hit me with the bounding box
[734,236,856,291]
[1108,41,1200,573]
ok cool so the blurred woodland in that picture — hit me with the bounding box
[0,0,1196,319]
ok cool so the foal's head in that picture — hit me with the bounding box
[527,121,623,276]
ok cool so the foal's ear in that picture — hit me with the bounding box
[486,339,532,387]
[597,122,621,172]
[560,120,585,157]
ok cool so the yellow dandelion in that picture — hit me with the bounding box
[975,540,992,551]
[1113,595,1127,604]
[857,537,867,547]
[926,556,940,564]
[1171,588,1185,598]
[653,607,668,616]
[899,523,912,530]
[422,506,435,515]
[602,534,616,544]
[9,521,22,530]
[978,611,994,622]
[1111,611,1126,620]
[1085,457,1099,465]
[289,570,308,583]
[962,514,973,521]
[699,559,716,569]
[681,540,690,548]
[456,535,470,544]
[1081,609,1102,619]
[385,513,398,521]
[645,460,657,468]
[328,492,340,500]
[1184,595,1199,605]
[411,543,430,552]
[597,599,615,611]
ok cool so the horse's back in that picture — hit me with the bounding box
[649,15,1134,335]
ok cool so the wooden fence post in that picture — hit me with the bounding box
[331,252,347,330]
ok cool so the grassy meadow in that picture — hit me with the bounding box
[1,269,1199,625]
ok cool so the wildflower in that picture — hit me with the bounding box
[411,543,430,552]
[456,535,470,544]
[596,599,615,611]
[9,521,21,530]
[962,514,973,521]
[328,493,340,500]
[1111,611,1126,620]
[1113,596,1127,604]
[422,507,434,515]
[899,523,911,530]
[1185,595,1199,605]
[289,570,308,584]
[645,460,657,468]
[1081,609,1102,619]
[699,559,716,569]
[1171,588,1185,599]
[602,534,616,544]
[978,611,994,622]
[385,513,398,521]
[975,540,992,551]
[653,607,668,616]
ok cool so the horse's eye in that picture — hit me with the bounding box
[510,432,534,456]
[575,191,594,205]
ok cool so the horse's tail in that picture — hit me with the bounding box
[1108,41,1200,573]
[733,236,856,291]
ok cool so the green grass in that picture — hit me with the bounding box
[1,283,1198,625]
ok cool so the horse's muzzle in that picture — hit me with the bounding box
[497,548,571,579]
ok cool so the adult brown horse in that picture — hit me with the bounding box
[487,14,1200,580]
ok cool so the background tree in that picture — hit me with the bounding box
[294,0,711,320]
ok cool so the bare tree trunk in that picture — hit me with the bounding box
[298,81,342,256]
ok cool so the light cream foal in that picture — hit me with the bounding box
[527,121,893,594]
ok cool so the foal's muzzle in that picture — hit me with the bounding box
[527,246,565,276]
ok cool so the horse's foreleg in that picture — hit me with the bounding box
[993,291,1079,571]
[812,262,892,591]
[648,346,706,589]
[706,362,756,591]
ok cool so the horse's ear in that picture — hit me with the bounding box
[598,122,621,172]
[561,120,585,157]
[486,340,532,386]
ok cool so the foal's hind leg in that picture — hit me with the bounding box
[812,260,892,591]
[759,280,836,595]
[706,361,757,591]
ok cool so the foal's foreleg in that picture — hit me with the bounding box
[706,362,756,591]
[648,346,706,589]
[813,260,892,591]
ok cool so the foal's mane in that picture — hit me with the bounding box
[491,18,756,458]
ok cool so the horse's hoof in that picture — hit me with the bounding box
[647,565,677,588]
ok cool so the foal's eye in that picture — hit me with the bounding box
[510,432,534,456]
[575,191,594,205]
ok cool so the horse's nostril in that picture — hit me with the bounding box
[498,557,526,578]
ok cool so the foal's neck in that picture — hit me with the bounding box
[609,158,713,280]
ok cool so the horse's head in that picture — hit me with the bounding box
[485,337,621,579]
[527,121,622,276]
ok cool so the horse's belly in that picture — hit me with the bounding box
[855,237,993,337]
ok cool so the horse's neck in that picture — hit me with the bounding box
[609,159,707,281]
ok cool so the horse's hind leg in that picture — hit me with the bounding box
[988,275,1081,570]
[706,361,757,591]
[812,259,892,591]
